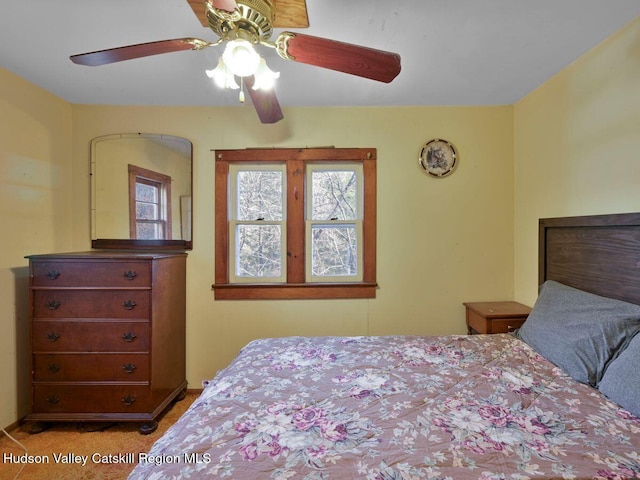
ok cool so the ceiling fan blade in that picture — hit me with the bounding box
[70,38,211,66]
[276,32,401,83]
[244,76,284,124]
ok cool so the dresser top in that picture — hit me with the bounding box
[26,251,187,260]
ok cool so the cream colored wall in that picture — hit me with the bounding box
[71,104,515,391]
[0,67,73,428]
[513,17,640,306]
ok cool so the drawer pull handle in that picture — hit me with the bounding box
[123,270,137,281]
[47,332,60,342]
[46,270,61,280]
[122,300,137,310]
[48,364,61,373]
[122,394,136,406]
[122,332,137,342]
[47,395,60,405]
[46,300,61,310]
[123,363,137,373]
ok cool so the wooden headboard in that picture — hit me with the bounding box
[539,212,640,305]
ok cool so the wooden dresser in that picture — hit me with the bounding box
[25,251,187,434]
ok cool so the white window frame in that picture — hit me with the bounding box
[305,163,364,283]
[228,163,287,283]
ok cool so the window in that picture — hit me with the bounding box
[306,164,363,283]
[214,148,377,300]
[229,164,287,283]
[128,164,172,240]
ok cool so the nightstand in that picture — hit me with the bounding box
[463,301,531,335]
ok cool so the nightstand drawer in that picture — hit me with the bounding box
[467,310,526,334]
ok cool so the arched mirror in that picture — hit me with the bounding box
[91,133,193,250]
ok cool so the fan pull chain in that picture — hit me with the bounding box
[239,77,245,103]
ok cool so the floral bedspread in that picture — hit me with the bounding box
[128,335,640,479]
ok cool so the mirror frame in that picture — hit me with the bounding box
[90,133,193,251]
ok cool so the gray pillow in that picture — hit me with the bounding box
[516,280,640,386]
[598,332,640,417]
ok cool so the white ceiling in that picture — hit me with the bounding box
[1,1,638,108]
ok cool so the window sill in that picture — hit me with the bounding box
[212,282,378,300]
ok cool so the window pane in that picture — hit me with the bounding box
[136,202,158,220]
[136,183,158,203]
[310,224,358,277]
[311,170,358,220]
[236,224,282,277]
[137,222,161,240]
[237,170,283,221]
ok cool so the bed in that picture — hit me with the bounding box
[128,213,640,479]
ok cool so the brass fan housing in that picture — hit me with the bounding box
[206,0,275,44]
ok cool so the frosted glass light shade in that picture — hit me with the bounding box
[222,39,261,77]
[205,57,240,89]
[252,58,280,90]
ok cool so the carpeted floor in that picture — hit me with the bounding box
[0,392,199,480]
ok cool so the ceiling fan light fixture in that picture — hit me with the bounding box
[205,57,240,89]
[69,0,401,125]
[222,39,261,77]
[252,58,280,90]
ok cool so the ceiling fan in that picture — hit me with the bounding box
[70,0,402,124]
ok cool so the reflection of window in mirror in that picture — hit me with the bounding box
[128,164,172,240]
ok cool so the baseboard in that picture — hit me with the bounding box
[1,418,24,435]
[186,388,203,394]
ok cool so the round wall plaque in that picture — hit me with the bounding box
[419,139,458,177]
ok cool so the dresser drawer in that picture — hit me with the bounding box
[33,290,150,319]
[31,261,151,287]
[33,353,149,381]
[33,385,154,413]
[32,321,149,352]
